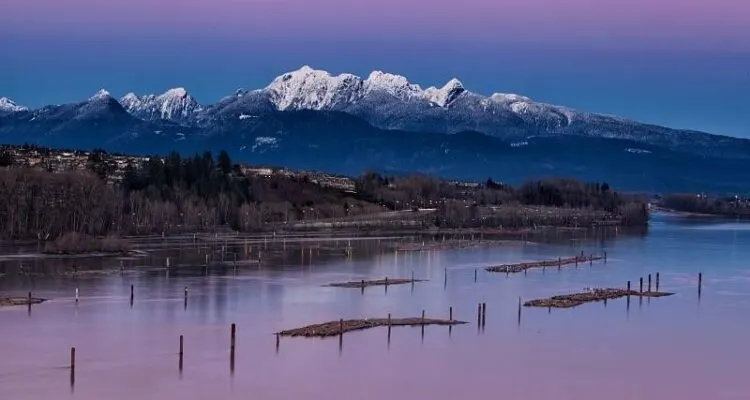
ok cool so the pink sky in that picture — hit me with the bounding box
[4,0,749,49]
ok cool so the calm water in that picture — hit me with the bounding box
[1,214,749,399]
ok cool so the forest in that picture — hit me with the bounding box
[0,149,649,241]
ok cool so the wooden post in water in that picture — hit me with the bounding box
[648,274,652,292]
[421,309,425,324]
[627,281,631,296]
[481,303,486,327]
[28,291,31,303]
[70,347,75,384]
[179,335,184,370]
[449,307,453,321]
[339,319,344,336]
[444,268,447,288]
[387,313,392,343]
[558,257,562,271]
[604,251,607,263]
[476,303,481,326]
[639,277,643,293]
[656,273,660,291]
[230,323,236,358]
[517,297,522,326]
[130,285,134,303]
[275,333,280,354]
[698,273,702,289]
[474,268,477,282]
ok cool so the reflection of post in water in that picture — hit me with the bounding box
[698,272,703,300]
[130,284,134,307]
[275,333,280,355]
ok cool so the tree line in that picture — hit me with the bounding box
[0,149,649,240]
[661,194,750,218]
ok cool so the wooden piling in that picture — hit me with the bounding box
[698,272,702,289]
[558,257,562,270]
[449,307,453,321]
[627,281,631,298]
[230,323,236,351]
[130,285,134,302]
[70,347,75,380]
[421,310,425,324]
[481,303,486,327]
[339,319,344,335]
[477,303,481,326]
[474,268,477,282]
[639,277,643,293]
[656,273,660,291]
[648,274,652,292]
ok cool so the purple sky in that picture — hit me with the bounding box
[2,0,750,136]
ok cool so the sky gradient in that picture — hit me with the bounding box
[2,0,749,137]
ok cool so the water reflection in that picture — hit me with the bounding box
[0,220,749,399]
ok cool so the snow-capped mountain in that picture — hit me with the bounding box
[263,65,468,110]
[121,88,200,125]
[0,97,28,112]
[2,65,750,190]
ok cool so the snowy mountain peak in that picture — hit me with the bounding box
[90,89,112,101]
[120,88,200,124]
[163,87,188,98]
[363,70,423,100]
[0,97,28,112]
[490,93,532,103]
[424,78,465,107]
[266,65,363,110]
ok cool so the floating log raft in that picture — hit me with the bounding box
[524,288,674,309]
[326,278,424,288]
[0,297,47,307]
[486,255,604,274]
[278,317,467,338]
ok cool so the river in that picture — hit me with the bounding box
[1,213,749,399]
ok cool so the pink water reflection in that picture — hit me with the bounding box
[1,216,749,399]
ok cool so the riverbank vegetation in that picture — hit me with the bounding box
[0,149,648,241]
[661,194,750,218]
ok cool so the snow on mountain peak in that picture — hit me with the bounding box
[90,89,112,101]
[266,65,363,110]
[490,93,532,103]
[424,78,465,107]
[0,97,28,112]
[363,70,424,100]
[163,87,188,98]
[119,88,200,123]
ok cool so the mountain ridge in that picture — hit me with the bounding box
[1,66,749,193]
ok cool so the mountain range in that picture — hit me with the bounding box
[1,66,748,194]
